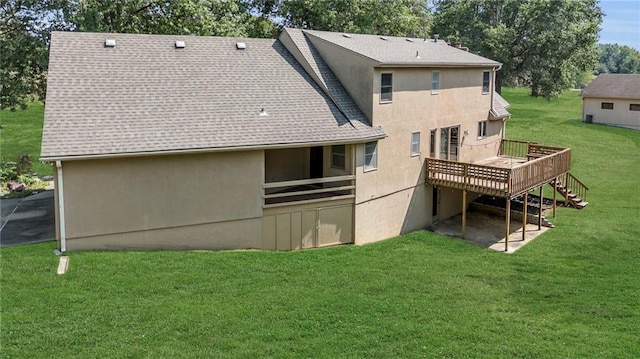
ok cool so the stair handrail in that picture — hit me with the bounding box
[565,172,588,202]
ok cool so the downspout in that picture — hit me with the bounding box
[55,161,67,253]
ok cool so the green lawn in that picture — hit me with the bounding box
[0,102,53,176]
[1,89,639,357]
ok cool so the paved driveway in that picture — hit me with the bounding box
[1,190,55,247]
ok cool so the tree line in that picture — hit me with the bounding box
[0,0,635,110]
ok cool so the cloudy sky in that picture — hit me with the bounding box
[599,0,640,49]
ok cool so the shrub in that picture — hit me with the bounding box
[15,153,33,175]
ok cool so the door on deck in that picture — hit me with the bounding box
[310,146,323,179]
[440,126,459,161]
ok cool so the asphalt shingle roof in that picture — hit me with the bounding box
[282,28,371,123]
[580,74,640,99]
[490,92,511,120]
[41,32,385,160]
[302,30,501,67]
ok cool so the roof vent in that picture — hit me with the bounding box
[175,40,185,49]
[434,34,440,43]
[342,33,352,38]
[405,38,414,42]
[236,42,246,50]
[379,36,388,41]
[104,39,116,48]
[415,50,420,58]
[259,108,268,116]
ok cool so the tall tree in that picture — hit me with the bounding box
[277,0,431,37]
[0,0,67,110]
[64,0,276,37]
[432,0,603,98]
[597,43,640,74]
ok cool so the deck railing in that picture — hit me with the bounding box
[263,175,355,208]
[499,139,533,158]
[427,145,572,198]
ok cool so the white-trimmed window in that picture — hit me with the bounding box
[478,121,487,139]
[411,132,420,156]
[482,71,490,94]
[381,73,393,102]
[331,145,346,169]
[431,71,440,94]
[364,141,378,171]
[430,129,436,158]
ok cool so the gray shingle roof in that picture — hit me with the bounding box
[302,30,501,67]
[41,32,385,160]
[281,28,370,124]
[490,92,511,120]
[580,74,640,99]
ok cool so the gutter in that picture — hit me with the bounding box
[55,161,66,253]
[40,134,388,162]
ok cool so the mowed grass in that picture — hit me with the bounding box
[2,88,639,358]
[0,102,53,176]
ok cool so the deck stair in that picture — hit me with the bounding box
[551,172,589,209]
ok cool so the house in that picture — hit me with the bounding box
[580,74,640,130]
[41,29,585,252]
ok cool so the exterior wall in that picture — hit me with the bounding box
[60,151,264,251]
[354,67,498,244]
[583,97,640,130]
[265,148,310,182]
[306,36,376,121]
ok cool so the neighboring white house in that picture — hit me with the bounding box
[581,74,640,130]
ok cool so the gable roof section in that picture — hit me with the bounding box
[302,30,501,67]
[279,28,371,127]
[581,74,640,100]
[41,32,385,161]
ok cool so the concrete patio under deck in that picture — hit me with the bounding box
[429,211,550,253]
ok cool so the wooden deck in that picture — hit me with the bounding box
[426,140,572,198]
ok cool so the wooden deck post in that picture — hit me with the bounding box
[505,197,511,252]
[552,177,557,218]
[522,192,528,241]
[462,189,467,239]
[538,185,544,230]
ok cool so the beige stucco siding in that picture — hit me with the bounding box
[583,98,640,130]
[60,151,263,250]
[306,36,376,120]
[354,67,499,244]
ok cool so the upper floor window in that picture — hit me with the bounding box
[430,129,436,158]
[630,104,640,111]
[478,121,487,139]
[431,71,440,94]
[601,102,614,110]
[364,141,378,171]
[482,71,490,94]
[381,73,393,102]
[411,132,420,156]
[331,145,346,169]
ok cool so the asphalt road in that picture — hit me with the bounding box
[0,190,55,247]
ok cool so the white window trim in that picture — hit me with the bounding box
[380,72,393,103]
[411,132,420,157]
[331,144,346,170]
[477,120,487,139]
[364,141,378,172]
[482,71,490,94]
[431,71,440,95]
